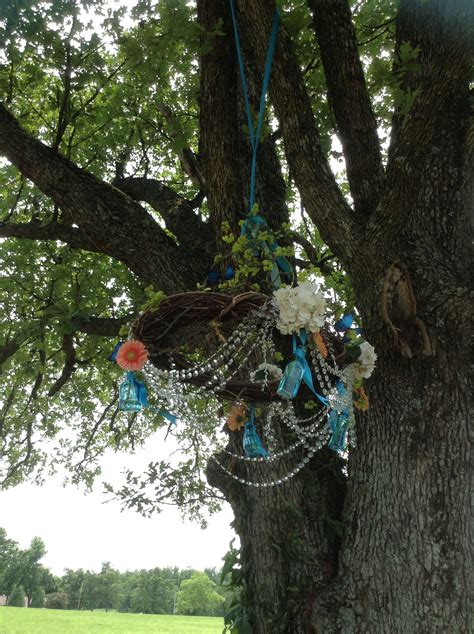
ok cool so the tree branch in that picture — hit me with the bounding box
[113,177,214,256]
[308,0,385,217]
[156,102,207,190]
[291,231,334,275]
[47,334,77,397]
[71,315,133,337]
[0,104,204,293]
[238,0,359,264]
[0,221,99,251]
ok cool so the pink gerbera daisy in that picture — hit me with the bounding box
[116,340,148,371]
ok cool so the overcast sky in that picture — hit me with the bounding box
[0,430,236,576]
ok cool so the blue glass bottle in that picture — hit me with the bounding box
[243,422,268,458]
[277,360,305,399]
[119,372,142,412]
[328,410,349,452]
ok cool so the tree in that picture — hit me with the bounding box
[95,562,120,612]
[127,568,175,615]
[44,592,69,610]
[0,1,471,632]
[0,528,20,599]
[30,586,45,608]
[61,568,85,610]
[176,571,224,617]
[8,585,25,607]
[15,537,47,607]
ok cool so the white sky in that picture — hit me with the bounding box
[0,430,236,576]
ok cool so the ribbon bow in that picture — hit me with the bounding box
[292,331,328,406]
[125,371,149,407]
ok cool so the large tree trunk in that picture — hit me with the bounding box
[200,1,472,632]
[311,339,471,633]
[208,422,347,634]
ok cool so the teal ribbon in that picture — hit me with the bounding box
[229,1,280,212]
[292,332,328,406]
[229,2,294,289]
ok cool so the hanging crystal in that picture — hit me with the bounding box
[277,360,305,399]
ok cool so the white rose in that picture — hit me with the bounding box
[251,363,283,382]
[353,342,377,379]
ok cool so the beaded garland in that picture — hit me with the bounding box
[112,294,373,488]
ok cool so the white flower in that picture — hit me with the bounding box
[250,363,283,382]
[273,282,327,335]
[352,341,377,379]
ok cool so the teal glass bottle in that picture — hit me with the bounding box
[119,372,142,412]
[277,360,305,399]
[328,411,349,452]
[243,422,268,458]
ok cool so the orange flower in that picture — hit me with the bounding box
[116,340,148,371]
[312,332,328,358]
[353,386,369,411]
[226,403,246,431]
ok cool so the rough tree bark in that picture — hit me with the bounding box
[202,1,473,632]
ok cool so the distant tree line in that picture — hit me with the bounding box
[0,528,223,616]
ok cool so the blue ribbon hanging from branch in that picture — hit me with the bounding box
[228,1,293,289]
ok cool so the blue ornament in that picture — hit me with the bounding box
[243,421,269,458]
[335,314,353,332]
[223,265,235,280]
[119,371,148,412]
[277,360,305,400]
[328,410,349,452]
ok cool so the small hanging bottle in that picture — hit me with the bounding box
[119,372,143,412]
[243,422,269,459]
[328,410,349,452]
[277,360,305,399]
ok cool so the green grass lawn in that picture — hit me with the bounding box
[0,607,224,633]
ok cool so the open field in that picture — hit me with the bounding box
[0,607,224,633]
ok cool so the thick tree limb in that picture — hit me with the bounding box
[113,177,214,257]
[0,104,203,293]
[308,0,385,217]
[238,0,359,264]
[368,0,473,245]
[71,315,133,337]
[198,0,249,243]
[0,221,99,252]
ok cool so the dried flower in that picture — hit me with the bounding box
[226,403,246,431]
[116,340,148,371]
[353,386,369,410]
[312,332,328,358]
